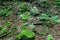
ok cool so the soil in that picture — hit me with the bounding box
[0,0,60,40]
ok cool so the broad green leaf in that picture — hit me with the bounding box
[22,29,35,38]
[15,29,35,39]
[38,17,49,21]
[41,13,48,17]
[51,16,58,20]
[15,32,24,39]
[55,19,60,23]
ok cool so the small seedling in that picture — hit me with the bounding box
[47,34,53,40]
[30,7,39,16]
[19,12,30,20]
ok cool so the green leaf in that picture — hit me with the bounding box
[0,21,12,33]
[6,21,12,27]
[20,23,27,30]
[54,19,60,23]
[37,13,49,21]
[20,3,28,11]
[15,29,35,39]
[15,32,24,39]
[47,34,53,40]
[38,17,49,21]
[0,9,9,17]
[19,12,30,20]
[22,29,35,38]
[41,13,48,17]
[56,2,60,5]
[51,16,58,20]
[51,16,60,23]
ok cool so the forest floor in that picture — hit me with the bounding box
[0,0,60,40]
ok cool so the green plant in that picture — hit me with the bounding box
[0,9,9,17]
[0,21,12,34]
[22,30,35,38]
[19,12,30,20]
[51,16,60,23]
[37,13,60,23]
[47,34,53,40]
[20,2,28,11]
[30,7,39,16]
[15,29,35,39]
[0,27,16,38]
[20,23,27,30]
[37,13,49,21]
